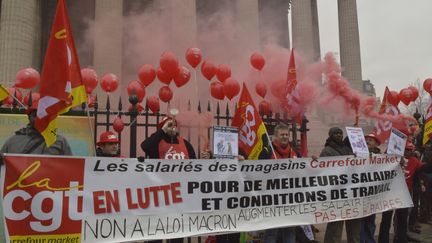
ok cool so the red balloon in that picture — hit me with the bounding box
[185,47,202,68]
[87,94,96,108]
[216,64,231,82]
[223,78,240,100]
[159,85,173,103]
[250,52,265,70]
[157,67,172,85]
[210,81,225,100]
[173,66,191,88]
[128,103,144,112]
[201,60,217,81]
[423,78,432,94]
[271,80,287,99]
[408,86,419,102]
[399,88,413,106]
[100,73,119,93]
[15,68,40,89]
[127,80,145,102]
[2,87,22,106]
[147,96,160,114]
[390,90,400,105]
[81,68,98,94]
[259,100,272,116]
[113,116,124,133]
[138,64,156,86]
[24,92,40,106]
[255,82,267,98]
[160,51,179,78]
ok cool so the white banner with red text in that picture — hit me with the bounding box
[1,154,412,242]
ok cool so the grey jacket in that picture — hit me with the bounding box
[1,125,72,155]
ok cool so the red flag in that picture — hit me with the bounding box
[373,87,400,144]
[231,83,268,159]
[35,0,87,147]
[282,49,302,124]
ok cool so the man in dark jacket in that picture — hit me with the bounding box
[262,123,298,243]
[320,127,361,243]
[141,116,196,243]
[141,116,196,160]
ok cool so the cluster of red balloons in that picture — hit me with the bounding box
[398,86,419,106]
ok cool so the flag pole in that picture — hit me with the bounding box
[84,101,97,156]
[265,132,278,159]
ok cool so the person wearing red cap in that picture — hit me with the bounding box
[96,131,120,157]
[140,117,196,243]
[141,117,196,160]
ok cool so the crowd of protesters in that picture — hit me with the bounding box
[1,103,432,243]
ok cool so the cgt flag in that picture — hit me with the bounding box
[0,84,10,102]
[373,87,400,144]
[35,0,86,147]
[231,83,268,159]
[423,96,432,144]
[282,49,302,124]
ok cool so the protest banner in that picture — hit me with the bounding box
[1,154,412,242]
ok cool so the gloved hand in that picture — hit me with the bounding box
[137,156,145,163]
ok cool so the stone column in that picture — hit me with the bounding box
[0,0,41,86]
[93,0,123,104]
[338,0,363,92]
[291,0,321,62]
[258,0,290,48]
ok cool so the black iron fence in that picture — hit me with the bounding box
[0,93,309,157]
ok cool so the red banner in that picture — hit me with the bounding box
[3,155,85,241]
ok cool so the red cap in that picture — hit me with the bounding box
[157,116,174,130]
[97,131,119,146]
[365,133,381,145]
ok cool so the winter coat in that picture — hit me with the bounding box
[320,138,353,157]
[1,125,72,155]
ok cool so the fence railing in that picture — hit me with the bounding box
[0,93,309,157]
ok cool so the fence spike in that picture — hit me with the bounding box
[197,101,201,113]
[118,98,122,111]
[106,95,111,111]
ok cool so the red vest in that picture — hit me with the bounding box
[158,136,190,159]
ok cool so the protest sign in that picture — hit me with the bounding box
[1,154,412,242]
[346,127,369,155]
[387,128,407,156]
[213,125,238,159]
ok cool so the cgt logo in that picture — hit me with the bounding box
[239,104,257,146]
[3,156,84,234]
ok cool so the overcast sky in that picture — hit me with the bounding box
[316,0,432,98]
